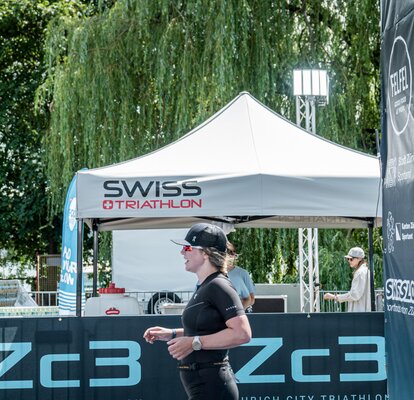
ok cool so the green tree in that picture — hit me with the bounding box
[0,0,86,267]
[38,0,382,285]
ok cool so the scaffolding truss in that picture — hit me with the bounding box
[295,94,322,313]
[298,228,320,312]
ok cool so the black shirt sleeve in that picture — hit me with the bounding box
[207,275,245,321]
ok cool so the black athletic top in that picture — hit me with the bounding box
[180,271,245,364]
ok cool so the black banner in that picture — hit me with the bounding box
[0,314,386,400]
[381,1,414,398]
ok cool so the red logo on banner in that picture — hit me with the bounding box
[105,307,120,315]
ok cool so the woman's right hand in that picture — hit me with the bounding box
[143,326,173,343]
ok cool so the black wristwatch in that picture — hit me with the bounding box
[192,336,202,351]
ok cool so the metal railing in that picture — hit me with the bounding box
[319,289,384,312]
[26,289,385,313]
[29,289,194,314]
[32,291,59,307]
[120,290,193,314]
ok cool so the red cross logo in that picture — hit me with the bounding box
[102,200,113,210]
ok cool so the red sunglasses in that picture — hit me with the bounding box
[182,245,203,252]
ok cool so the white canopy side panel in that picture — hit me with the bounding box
[112,229,197,292]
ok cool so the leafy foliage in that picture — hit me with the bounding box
[0,0,87,265]
[36,0,382,286]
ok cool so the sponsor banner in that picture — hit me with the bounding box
[0,313,386,400]
[59,175,84,315]
[101,179,203,211]
[77,175,262,218]
[381,1,414,398]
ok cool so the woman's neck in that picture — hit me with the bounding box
[197,264,219,284]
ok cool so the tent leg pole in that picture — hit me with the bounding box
[92,219,99,297]
[368,219,376,311]
[76,218,83,317]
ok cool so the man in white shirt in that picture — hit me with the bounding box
[324,247,371,312]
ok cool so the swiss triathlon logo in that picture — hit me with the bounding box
[387,35,412,136]
[386,211,395,253]
[101,180,203,211]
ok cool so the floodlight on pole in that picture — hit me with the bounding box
[293,68,329,314]
[293,69,329,101]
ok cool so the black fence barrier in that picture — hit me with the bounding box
[0,313,387,400]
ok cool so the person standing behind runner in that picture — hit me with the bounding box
[227,242,255,310]
[143,223,252,400]
[323,247,371,312]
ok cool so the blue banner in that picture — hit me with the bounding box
[59,174,84,315]
[381,1,414,398]
[0,313,386,400]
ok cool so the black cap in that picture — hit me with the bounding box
[172,223,227,252]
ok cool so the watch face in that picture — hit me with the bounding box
[192,336,202,351]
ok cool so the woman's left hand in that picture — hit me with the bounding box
[167,336,194,360]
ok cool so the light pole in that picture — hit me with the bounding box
[293,69,329,313]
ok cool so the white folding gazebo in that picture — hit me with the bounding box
[74,92,382,314]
